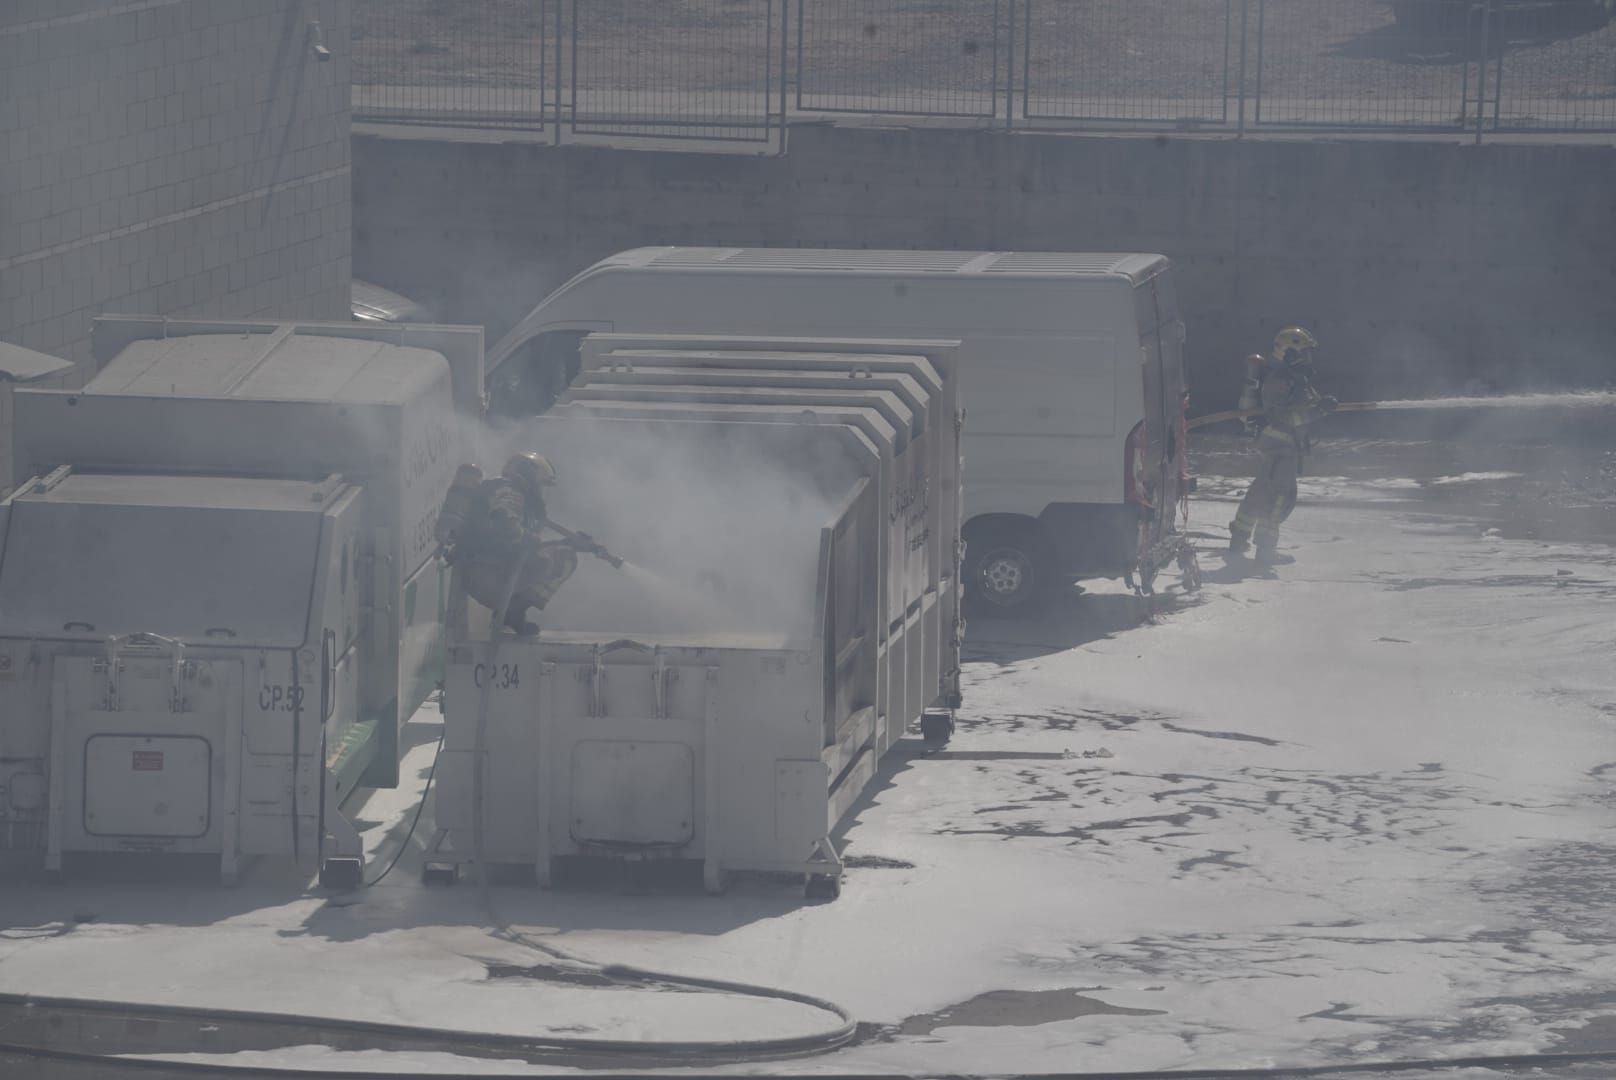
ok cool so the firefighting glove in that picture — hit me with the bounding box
[1317,395,1339,414]
[1242,418,1263,438]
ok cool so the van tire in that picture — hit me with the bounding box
[963,521,1056,618]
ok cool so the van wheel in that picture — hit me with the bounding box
[964,522,1055,618]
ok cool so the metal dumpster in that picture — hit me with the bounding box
[0,317,483,885]
[432,340,961,896]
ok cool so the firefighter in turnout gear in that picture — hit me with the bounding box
[1228,327,1338,564]
[450,451,607,636]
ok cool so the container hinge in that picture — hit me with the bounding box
[589,643,605,718]
[652,645,668,719]
[103,632,188,712]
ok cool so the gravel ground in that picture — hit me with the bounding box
[351,0,1616,128]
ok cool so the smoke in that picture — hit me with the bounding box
[454,410,863,644]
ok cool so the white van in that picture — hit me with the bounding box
[488,248,1189,615]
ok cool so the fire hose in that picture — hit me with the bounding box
[463,544,858,1061]
[544,517,625,567]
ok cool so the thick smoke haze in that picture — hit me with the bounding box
[456,410,863,643]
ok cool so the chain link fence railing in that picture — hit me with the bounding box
[351,0,556,130]
[352,0,786,150]
[1490,0,1616,130]
[1252,0,1478,130]
[796,0,1003,118]
[351,0,1616,148]
[1021,0,1235,126]
[570,0,785,144]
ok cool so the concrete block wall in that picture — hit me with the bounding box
[354,125,1616,404]
[0,0,352,387]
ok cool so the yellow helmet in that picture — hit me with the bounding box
[1272,326,1319,367]
[503,451,557,489]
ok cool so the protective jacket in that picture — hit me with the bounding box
[454,476,576,633]
[1254,365,1327,454]
[465,477,547,559]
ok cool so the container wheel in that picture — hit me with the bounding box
[804,873,842,901]
[422,862,458,887]
[319,856,362,890]
[921,710,955,745]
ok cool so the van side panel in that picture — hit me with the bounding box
[513,270,1145,515]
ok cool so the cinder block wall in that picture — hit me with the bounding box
[0,0,352,385]
[354,125,1616,405]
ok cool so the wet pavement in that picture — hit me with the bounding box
[8,399,1616,1080]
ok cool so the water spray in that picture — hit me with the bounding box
[1188,389,1616,431]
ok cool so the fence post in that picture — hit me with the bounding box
[1252,0,1267,129]
[780,0,790,151]
[553,0,564,146]
[1236,0,1249,136]
[1006,0,1017,131]
[1488,0,1504,133]
[1474,0,1490,144]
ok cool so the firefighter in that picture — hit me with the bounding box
[455,451,602,636]
[1228,327,1337,564]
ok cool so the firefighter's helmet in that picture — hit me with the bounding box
[1272,326,1319,367]
[503,451,557,490]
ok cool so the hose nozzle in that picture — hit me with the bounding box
[547,519,624,569]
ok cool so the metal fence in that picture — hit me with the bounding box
[570,0,785,144]
[796,0,1004,118]
[351,0,1616,150]
[1020,0,1236,126]
[352,0,788,150]
[352,0,558,131]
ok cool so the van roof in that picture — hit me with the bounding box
[596,247,1168,283]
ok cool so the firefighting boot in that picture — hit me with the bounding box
[503,606,540,637]
[1254,529,1291,566]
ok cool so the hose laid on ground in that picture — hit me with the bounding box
[461,543,859,1057]
[10,1004,1616,1079]
[361,726,444,888]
